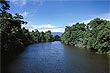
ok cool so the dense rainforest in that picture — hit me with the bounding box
[61,18,110,54]
[0,1,60,64]
[0,1,110,64]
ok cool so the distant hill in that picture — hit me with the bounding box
[52,32,63,36]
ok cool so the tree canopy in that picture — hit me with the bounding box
[61,18,110,54]
[0,1,60,65]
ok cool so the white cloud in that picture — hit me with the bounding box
[9,0,27,6]
[22,23,64,32]
[9,0,45,6]
[37,24,56,29]
[33,0,45,6]
[20,11,29,17]
[38,27,65,32]
[90,13,110,21]
[67,13,110,26]
[22,12,109,32]
[82,13,110,24]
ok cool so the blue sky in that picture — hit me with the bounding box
[8,0,110,32]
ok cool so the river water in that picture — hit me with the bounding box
[7,41,109,73]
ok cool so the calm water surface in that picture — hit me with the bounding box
[7,41,109,73]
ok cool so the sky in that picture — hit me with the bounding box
[8,0,110,32]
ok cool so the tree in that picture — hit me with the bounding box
[1,1,34,64]
[0,0,10,14]
[44,30,53,42]
[54,35,61,41]
[61,18,110,54]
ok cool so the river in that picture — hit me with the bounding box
[7,41,109,73]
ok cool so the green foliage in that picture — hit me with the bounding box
[44,30,53,42]
[0,1,10,13]
[61,18,110,54]
[0,0,60,57]
[53,35,61,41]
[30,30,60,42]
[0,1,34,58]
[30,29,40,42]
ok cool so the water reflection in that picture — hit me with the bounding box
[7,41,109,73]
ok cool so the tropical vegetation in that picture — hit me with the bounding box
[1,1,110,63]
[61,18,110,54]
[0,1,60,63]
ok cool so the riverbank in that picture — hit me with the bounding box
[62,41,110,55]
[61,18,110,55]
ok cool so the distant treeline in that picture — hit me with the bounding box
[30,30,61,43]
[61,18,110,54]
[0,1,60,64]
